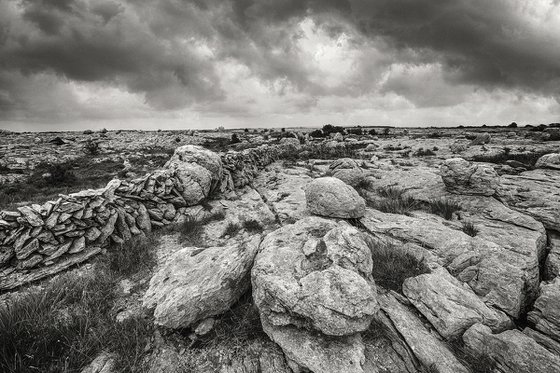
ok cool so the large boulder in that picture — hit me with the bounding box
[164,145,223,205]
[463,323,560,373]
[252,217,378,336]
[469,132,491,145]
[403,267,511,339]
[528,277,560,342]
[535,153,560,170]
[143,235,261,329]
[440,158,501,196]
[305,177,366,218]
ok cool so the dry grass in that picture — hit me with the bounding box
[367,186,419,216]
[366,237,430,293]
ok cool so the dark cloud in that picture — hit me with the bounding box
[0,0,559,124]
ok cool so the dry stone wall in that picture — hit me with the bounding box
[0,142,299,291]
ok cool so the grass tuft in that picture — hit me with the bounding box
[242,219,263,233]
[367,186,419,216]
[427,199,461,220]
[461,221,479,237]
[366,237,430,293]
[223,222,241,237]
[109,234,158,276]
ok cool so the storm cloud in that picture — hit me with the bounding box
[0,0,559,129]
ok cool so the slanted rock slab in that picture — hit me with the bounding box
[403,267,511,339]
[143,235,261,329]
[463,323,560,373]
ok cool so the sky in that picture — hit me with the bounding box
[1,0,560,131]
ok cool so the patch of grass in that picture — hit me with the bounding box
[109,234,158,276]
[461,221,479,237]
[203,291,266,347]
[367,186,419,216]
[366,238,430,293]
[427,199,461,220]
[223,222,241,237]
[242,219,263,233]
[177,216,205,246]
[0,250,156,373]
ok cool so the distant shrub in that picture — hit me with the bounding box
[366,237,430,293]
[508,122,518,128]
[462,221,479,237]
[83,139,100,155]
[414,148,436,157]
[347,128,363,135]
[322,124,345,135]
[368,129,377,136]
[427,199,461,220]
[231,133,241,144]
[309,129,325,138]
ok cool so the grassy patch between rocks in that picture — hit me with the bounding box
[367,186,419,216]
[461,221,479,237]
[0,232,160,373]
[366,238,430,293]
[426,199,461,220]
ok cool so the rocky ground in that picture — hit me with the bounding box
[1,125,560,373]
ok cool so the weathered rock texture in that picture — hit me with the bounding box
[143,235,262,329]
[535,153,560,170]
[463,323,560,373]
[528,277,560,342]
[440,158,500,196]
[252,217,378,335]
[403,267,511,339]
[252,217,378,372]
[305,177,366,218]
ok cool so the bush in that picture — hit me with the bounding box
[177,216,205,246]
[368,129,377,136]
[462,221,479,237]
[322,124,345,135]
[427,199,461,220]
[309,129,324,138]
[347,128,363,135]
[366,237,430,293]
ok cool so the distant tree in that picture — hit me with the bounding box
[347,128,363,135]
[281,128,286,132]
[309,129,324,138]
[244,128,249,132]
[368,129,377,136]
[231,133,241,144]
[322,124,345,135]
[508,122,518,128]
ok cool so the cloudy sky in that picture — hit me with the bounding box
[1,0,560,131]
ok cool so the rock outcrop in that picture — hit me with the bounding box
[463,323,560,373]
[143,236,262,329]
[440,158,500,196]
[403,267,511,339]
[305,177,366,218]
[528,277,560,342]
[535,153,560,170]
[252,217,378,372]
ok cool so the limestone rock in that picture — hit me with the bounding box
[164,145,223,205]
[403,267,511,339]
[528,277,560,342]
[143,235,261,329]
[440,158,500,196]
[252,217,378,336]
[328,158,369,187]
[378,293,469,373]
[261,318,365,373]
[535,153,560,170]
[305,177,365,219]
[463,323,560,373]
[80,352,116,373]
